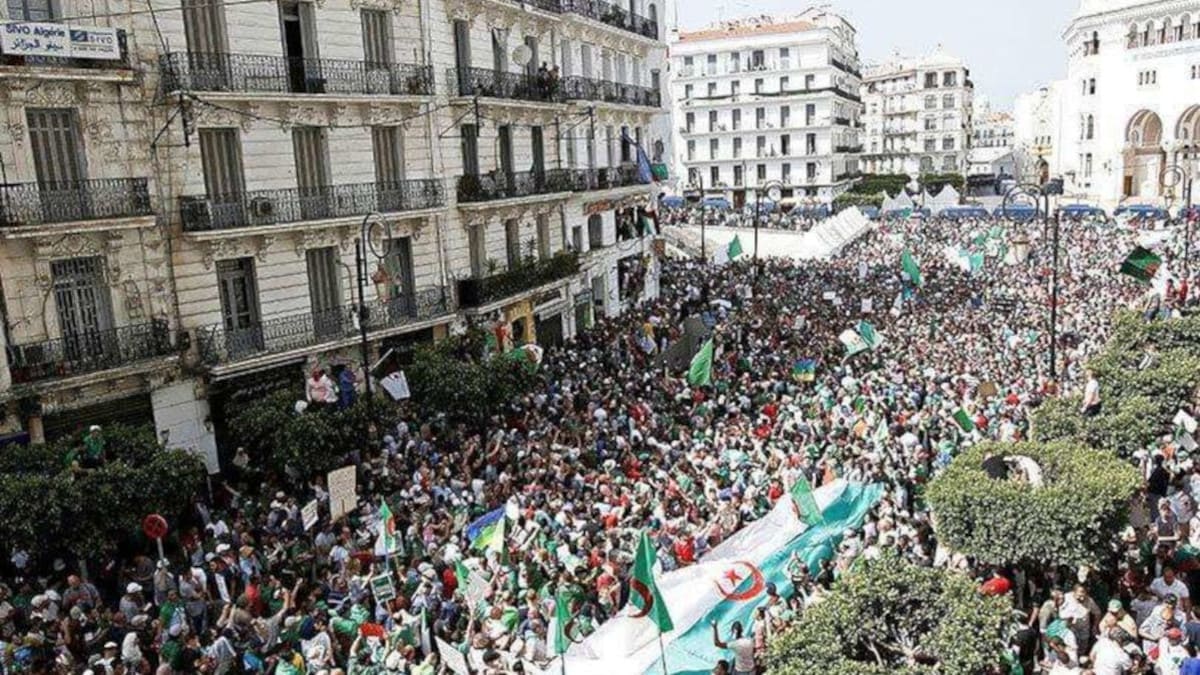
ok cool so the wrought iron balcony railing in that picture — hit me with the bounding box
[0,26,131,70]
[451,66,566,103]
[835,145,864,153]
[160,52,434,97]
[561,0,658,40]
[179,179,445,232]
[0,178,152,228]
[7,320,173,384]
[457,252,579,309]
[494,0,562,11]
[830,57,862,79]
[571,166,640,191]
[195,288,449,366]
[457,169,574,204]
[833,116,852,126]
[560,75,660,107]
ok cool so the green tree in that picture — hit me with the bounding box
[926,441,1140,568]
[406,335,538,427]
[768,551,1011,675]
[0,425,205,563]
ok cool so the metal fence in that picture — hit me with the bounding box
[560,0,658,39]
[7,320,172,384]
[160,52,434,96]
[0,178,152,228]
[457,169,574,204]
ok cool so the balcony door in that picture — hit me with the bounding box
[199,128,246,228]
[279,1,320,93]
[306,247,343,340]
[9,0,56,20]
[181,0,229,89]
[27,108,87,224]
[217,257,262,359]
[498,124,514,196]
[293,126,331,220]
[52,256,114,368]
[372,125,405,212]
[384,237,416,318]
[361,9,393,94]
[531,126,545,187]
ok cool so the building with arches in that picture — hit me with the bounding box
[1059,0,1200,207]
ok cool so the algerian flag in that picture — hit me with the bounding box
[839,329,869,357]
[857,321,883,349]
[952,408,975,432]
[901,249,922,286]
[789,477,824,526]
[373,499,400,557]
[629,532,674,632]
[640,213,658,236]
[1120,246,1162,282]
[727,235,744,260]
[873,419,889,443]
[552,589,573,655]
[688,338,715,387]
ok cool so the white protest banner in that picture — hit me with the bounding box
[301,500,320,531]
[327,465,357,522]
[369,574,396,603]
[380,371,411,401]
[437,637,471,675]
[1,21,121,60]
[465,569,490,609]
[861,298,873,314]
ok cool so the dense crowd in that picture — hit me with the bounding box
[659,206,828,232]
[2,210,1198,675]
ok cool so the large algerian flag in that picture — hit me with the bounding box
[901,249,922,286]
[727,235,744,260]
[553,589,574,655]
[546,481,882,675]
[789,477,823,526]
[373,499,400,557]
[857,321,883,350]
[687,338,715,387]
[630,532,674,633]
[1120,246,1162,282]
[839,328,869,357]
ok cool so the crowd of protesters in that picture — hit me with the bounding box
[2,207,1199,675]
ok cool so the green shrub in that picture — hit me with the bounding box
[927,441,1140,567]
[768,551,1010,675]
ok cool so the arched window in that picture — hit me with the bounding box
[1086,115,1094,140]
[1128,23,1139,48]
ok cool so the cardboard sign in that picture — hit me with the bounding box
[369,573,396,603]
[380,371,411,401]
[977,381,999,400]
[301,500,320,531]
[327,465,357,522]
[437,638,471,675]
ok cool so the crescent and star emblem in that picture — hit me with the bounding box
[714,561,766,601]
[628,578,654,618]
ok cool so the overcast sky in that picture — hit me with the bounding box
[674,0,1078,110]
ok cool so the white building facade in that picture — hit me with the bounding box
[1058,0,1200,207]
[669,10,863,207]
[861,48,975,178]
[0,0,671,453]
[1013,82,1068,185]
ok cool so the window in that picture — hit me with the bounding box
[293,126,331,219]
[709,138,719,159]
[779,47,790,67]
[780,106,790,127]
[1085,153,1093,178]
[182,0,228,54]
[685,112,694,132]
[504,219,521,268]
[686,137,696,160]
[780,134,790,156]
[942,155,956,171]
[781,163,791,183]
[587,214,604,249]
[468,226,485,277]
[1088,78,1096,95]
[708,110,718,131]
[732,137,742,159]
[1086,31,1100,55]
[754,78,764,93]
[943,71,957,87]
[1193,64,1199,80]
[383,237,415,309]
[52,257,113,354]
[731,80,740,97]
[805,133,816,154]
[804,103,815,125]
[536,214,550,259]
[751,50,764,69]
[755,107,765,129]
[733,164,743,186]
[924,95,937,110]
[731,109,741,130]
[707,82,717,97]
[706,53,717,74]
[779,76,789,92]
[924,139,936,152]
[924,117,936,131]
[197,127,245,214]
[942,137,954,150]
[620,125,631,163]
[756,164,766,181]
[571,223,583,252]
[305,247,342,336]
[924,72,938,88]
[372,126,404,184]
[1085,114,1094,140]
[756,136,765,158]
[942,94,954,109]
[27,108,87,191]
[684,84,693,100]
[804,73,815,90]
[729,52,740,72]
[216,258,261,344]
[710,166,719,186]
[361,9,392,65]
[805,162,816,181]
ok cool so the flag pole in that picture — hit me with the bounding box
[657,631,669,675]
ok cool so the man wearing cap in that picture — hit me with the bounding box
[121,583,144,621]
[1102,599,1140,639]
[1156,627,1189,675]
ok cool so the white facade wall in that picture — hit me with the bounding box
[861,49,974,178]
[669,11,862,204]
[1057,0,1200,208]
[1013,81,1068,184]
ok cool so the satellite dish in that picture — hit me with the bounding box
[512,44,533,67]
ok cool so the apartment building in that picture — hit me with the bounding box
[1013,82,1068,185]
[861,47,974,178]
[670,10,863,207]
[0,0,670,455]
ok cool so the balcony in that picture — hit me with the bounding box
[830,57,862,79]
[560,76,660,108]
[195,288,449,366]
[159,52,434,97]
[561,0,659,40]
[833,117,852,126]
[0,178,152,228]
[0,25,131,71]
[490,0,562,11]
[834,145,864,153]
[572,166,640,191]
[7,320,173,385]
[179,179,445,233]
[457,252,580,309]
[451,66,565,103]
[457,169,574,204]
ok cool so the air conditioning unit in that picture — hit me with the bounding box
[179,196,213,230]
[250,196,274,218]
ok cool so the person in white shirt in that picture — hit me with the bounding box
[1150,567,1191,613]
[1090,635,1133,675]
[712,621,755,675]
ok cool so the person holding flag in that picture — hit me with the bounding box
[629,532,673,673]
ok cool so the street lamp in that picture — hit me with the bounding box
[755,179,784,281]
[355,213,393,401]
[1162,143,1198,276]
[1003,182,1062,384]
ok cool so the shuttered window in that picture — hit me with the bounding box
[306,246,342,338]
[372,126,405,184]
[181,0,227,53]
[27,108,85,188]
[52,256,113,338]
[361,10,392,65]
[216,258,260,331]
[198,128,244,198]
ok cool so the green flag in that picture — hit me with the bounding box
[857,320,883,349]
[687,338,715,387]
[1120,246,1162,282]
[952,408,975,432]
[727,235,744,260]
[630,532,674,632]
[553,589,573,655]
[901,249,922,286]
[789,477,824,526]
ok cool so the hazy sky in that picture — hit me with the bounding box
[675,0,1078,110]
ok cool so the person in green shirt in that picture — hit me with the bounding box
[82,425,105,468]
